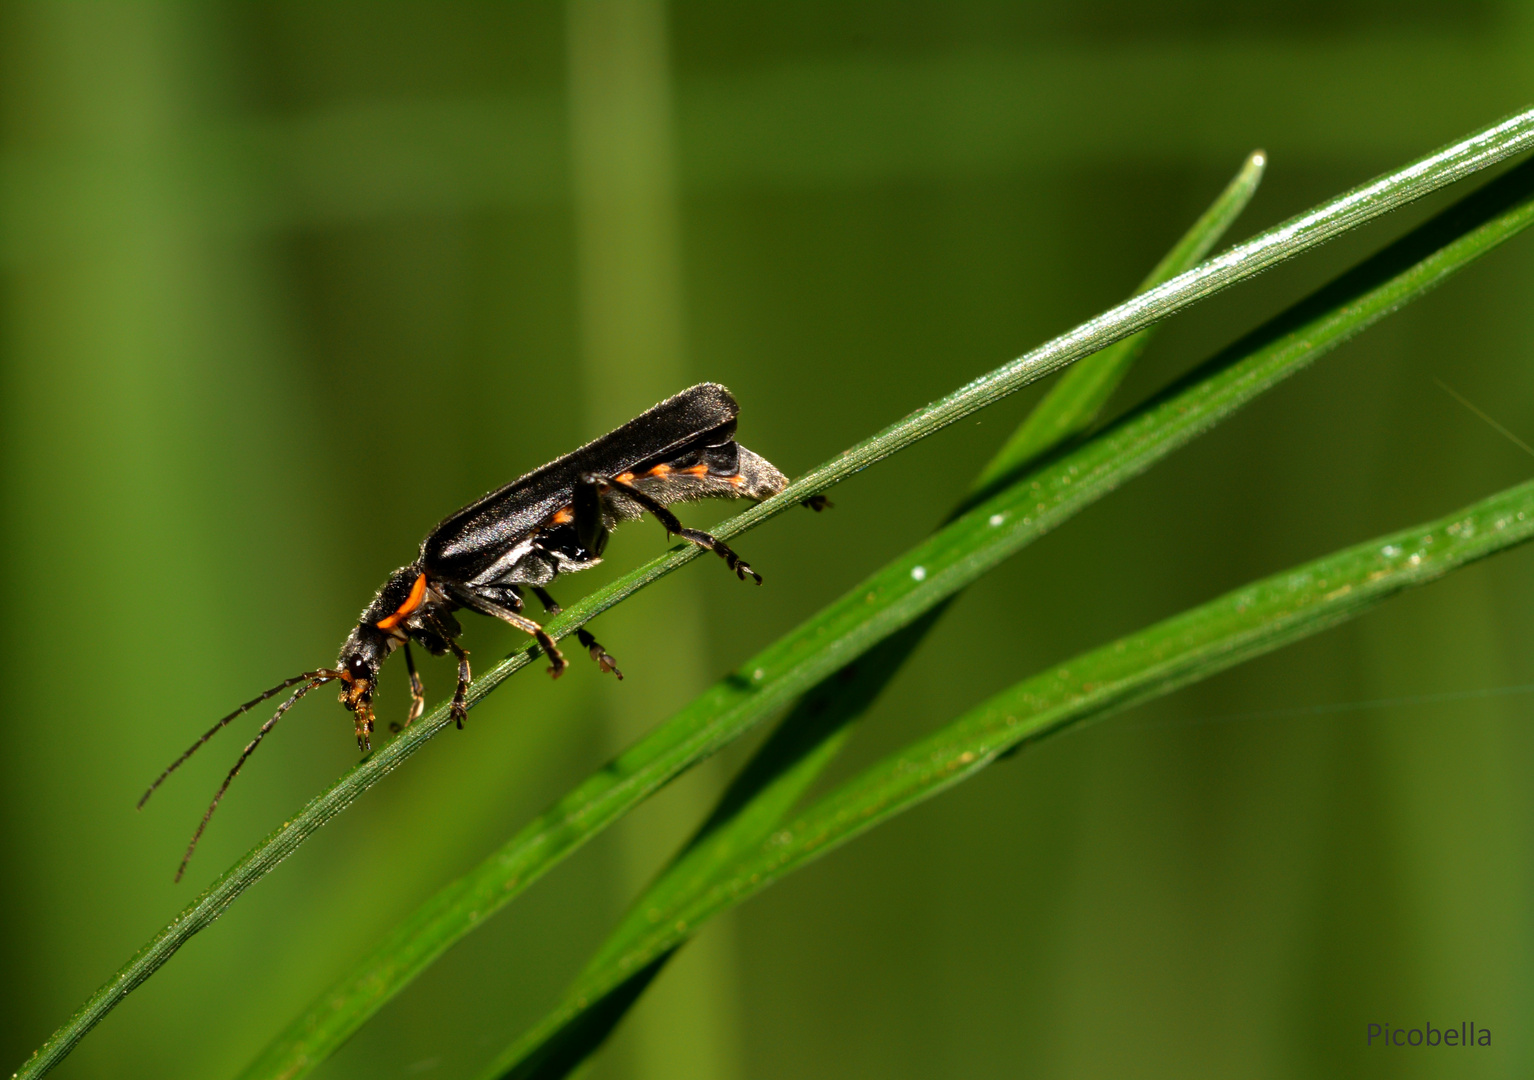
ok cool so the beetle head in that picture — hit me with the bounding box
[337,625,389,750]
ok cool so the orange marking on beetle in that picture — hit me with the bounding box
[615,471,636,484]
[647,463,672,477]
[376,573,428,631]
[683,464,709,476]
[551,506,574,525]
[728,474,746,487]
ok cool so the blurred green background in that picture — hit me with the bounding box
[3,3,1534,1078]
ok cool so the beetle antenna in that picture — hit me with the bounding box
[138,670,343,811]
[173,675,332,882]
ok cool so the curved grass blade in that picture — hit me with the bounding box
[243,155,1534,1080]
[486,474,1534,1080]
[973,149,1267,491]
[479,156,1534,1079]
[16,110,1534,1080]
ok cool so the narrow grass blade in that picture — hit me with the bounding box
[17,110,1534,1080]
[242,155,1534,1080]
[487,474,1534,1080]
[477,156,1534,1079]
[973,149,1266,491]
[519,149,1268,1071]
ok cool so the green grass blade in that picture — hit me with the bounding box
[973,148,1266,491]
[16,109,1534,1080]
[487,474,1534,1080]
[477,155,1534,1080]
[733,107,1533,529]
[243,153,1534,1080]
[526,149,1268,1066]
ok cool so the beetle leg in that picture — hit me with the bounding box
[531,586,623,679]
[444,637,471,727]
[502,610,566,680]
[579,472,762,584]
[390,641,427,734]
[571,468,606,555]
[448,593,568,680]
[418,614,473,726]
